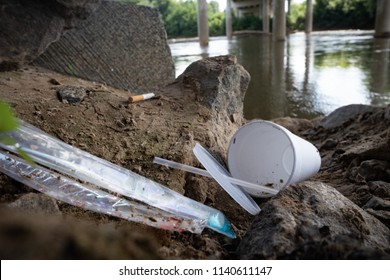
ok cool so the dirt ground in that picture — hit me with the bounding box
[0,66,254,259]
[1,66,389,259]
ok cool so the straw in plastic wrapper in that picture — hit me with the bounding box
[0,150,207,233]
[0,120,236,238]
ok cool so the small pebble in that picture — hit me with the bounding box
[57,86,87,104]
[49,78,61,85]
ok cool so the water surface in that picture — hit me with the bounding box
[170,31,390,120]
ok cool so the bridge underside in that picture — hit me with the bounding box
[196,0,390,46]
[231,0,262,17]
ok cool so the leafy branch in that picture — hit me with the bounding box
[0,100,34,164]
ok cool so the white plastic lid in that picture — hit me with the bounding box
[193,143,261,215]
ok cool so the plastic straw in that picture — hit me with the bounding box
[0,120,235,238]
[153,157,279,195]
[0,150,206,233]
[192,143,261,215]
[154,157,212,177]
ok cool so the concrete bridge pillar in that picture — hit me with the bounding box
[305,0,313,34]
[235,7,240,18]
[197,0,209,46]
[287,0,291,14]
[273,0,286,40]
[262,0,270,33]
[226,0,233,39]
[375,0,390,38]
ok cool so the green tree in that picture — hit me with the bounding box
[314,0,376,30]
[209,11,225,36]
[233,13,262,31]
[165,1,198,37]
[150,0,174,25]
[121,0,226,38]
[288,2,306,31]
[209,1,225,36]
[208,0,219,14]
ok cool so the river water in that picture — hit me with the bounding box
[169,31,390,120]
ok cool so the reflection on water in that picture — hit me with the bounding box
[169,31,390,120]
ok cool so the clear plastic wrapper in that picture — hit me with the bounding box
[0,120,235,238]
[0,150,207,233]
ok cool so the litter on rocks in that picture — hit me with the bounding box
[153,156,279,196]
[0,120,236,238]
[154,120,321,215]
[128,93,159,103]
[0,150,206,233]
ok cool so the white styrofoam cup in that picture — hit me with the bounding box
[227,120,321,197]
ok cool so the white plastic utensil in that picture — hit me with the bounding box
[153,157,279,196]
[192,143,261,215]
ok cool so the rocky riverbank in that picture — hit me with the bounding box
[0,56,390,259]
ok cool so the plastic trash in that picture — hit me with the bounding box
[228,120,321,197]
[193,143,261,215]
[154,121,321,211]
[0,120,236,238]
[153,157,279,196]
[0,150,206,233]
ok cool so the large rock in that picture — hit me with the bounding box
[319,104,382,130]
[307,104,390,229]
[0,0,101,71]
[177,55,250,123]
[237,182,390,259]
[176,55,250,158]
[363,194,390,228]
[33,0,175,94]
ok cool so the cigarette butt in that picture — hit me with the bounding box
[128,93,156,103]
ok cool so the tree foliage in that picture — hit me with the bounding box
[233,13,262,31]
[113,0,377,35]
[165,1,198,37]
[313,0,376,30]
[122,0,226,37]
[288,2,306,31]
[288,0,376,31]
